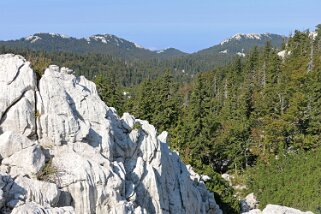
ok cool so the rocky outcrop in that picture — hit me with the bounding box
[0,55,36,138]
[0,54,222,214]
[240,193,259,213]
[243,205,314,214]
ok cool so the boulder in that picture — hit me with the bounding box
[263,205,314,214]
[2,145,45,177]
[0,131,35,160]
[10,176,60,207]
[240,193,259,212]
[243,205,314,214]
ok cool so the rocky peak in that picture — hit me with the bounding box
[23,33,71,43]
[220,33,272,45]
[87,34,127,46]
[0,54,222,214]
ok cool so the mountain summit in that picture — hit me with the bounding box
[220,33,277,45]
[196,33,285,57]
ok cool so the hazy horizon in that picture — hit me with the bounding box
[0,0,320,53]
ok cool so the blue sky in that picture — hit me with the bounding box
[0,0,320,53]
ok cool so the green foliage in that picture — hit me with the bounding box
[1,47,189,87]
[199,166,240,214]
[133,123,142,130]
[27,52,52,78]
[245,149,321,213]
[94,74,125,114]
[124,70,181,133]
[37,158,57,183]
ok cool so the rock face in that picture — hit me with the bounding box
[0,55,36,138]
[0,54,222,214]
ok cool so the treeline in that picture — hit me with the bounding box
[0,45,224,86]
[0,46,167,85]
[95,26,321,213]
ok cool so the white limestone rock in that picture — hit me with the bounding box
[241,193,259,213]
[0,54,222,214]
[35,64,222,213]
[277,50,292,59]
[11,202,75,214]
[37,65,113,160]
[1,145,45,177]
[0,131,35,160]
[0,54,36,138]
[0,90,36,138]
[157,131,168,143]
[121,113,136,131]
[10,176,60,207]
[244,209,262,214]
[221,173,234,186]
[243,205,314,214]
[262,205,314,214]
[50,145,130,214]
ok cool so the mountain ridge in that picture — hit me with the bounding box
[0,33,188,60]
[0,32,285,59]
[0,32,287,83]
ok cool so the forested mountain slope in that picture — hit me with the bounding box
[111,27,320,213]
[0,33,187,61]
[0,32,285,80]
[182,33,285,72]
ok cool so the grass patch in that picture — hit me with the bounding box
[37,158,57,183]
[133,123,142,130]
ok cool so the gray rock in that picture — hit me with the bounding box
[0,131,35,160]
[241,193,259,212]
[0,188,4,209]
[11,176,60,207]
[2,145,45,177]
[262,205,314,214]
[243,205,314,214]
[0,54,36,138]
[121,113,135,131]
[11,202,75,214]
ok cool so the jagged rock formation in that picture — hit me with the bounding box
[0,54,222,214]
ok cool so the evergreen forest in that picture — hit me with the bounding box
[1,26,321,213]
